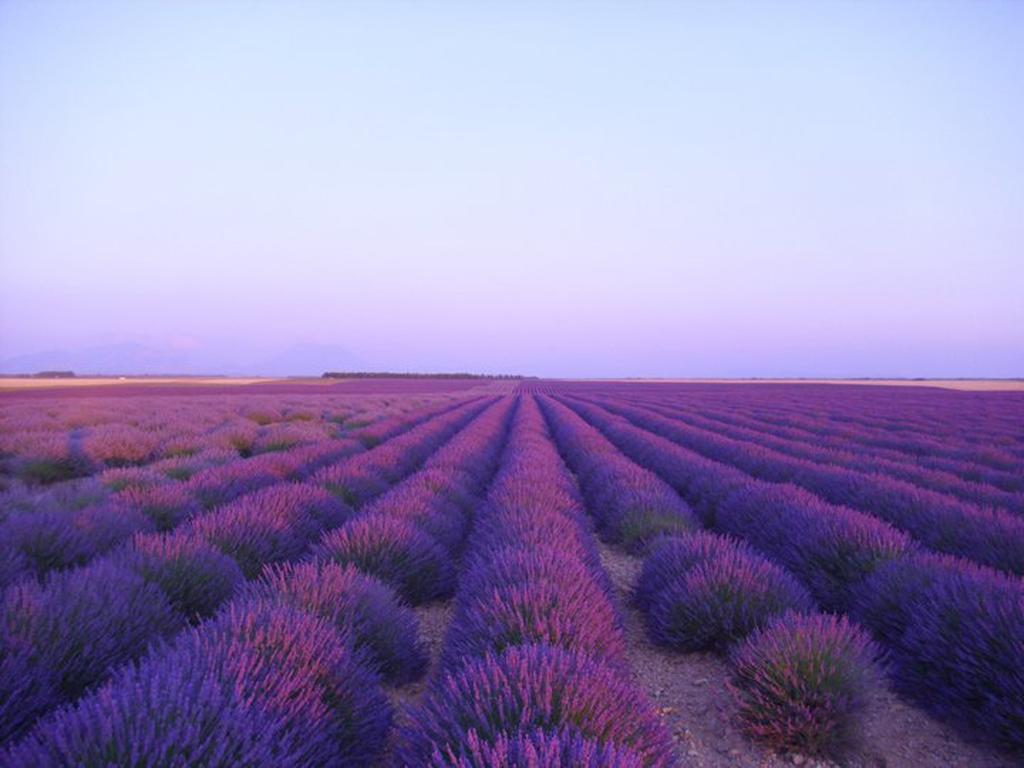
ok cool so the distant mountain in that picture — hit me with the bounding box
[0,342,197,375]
[0,341,360,377]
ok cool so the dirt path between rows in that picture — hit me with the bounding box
[378,602,453,767]
[595,543,1016,768]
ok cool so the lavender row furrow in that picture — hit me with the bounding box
[644,387,1024,467]
[0,396,480,589]
[0,391,430,485]
[0,397,493,746]
[393,396,678,767]
[539,396,889,757]
[560,396,1024,752]
[311,396,515,606]
[622,394,1024,508]
[582,395,1024,575]
[614,391,1024,493]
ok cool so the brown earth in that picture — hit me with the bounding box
[380,602,453,766]
[595,543,1017,768]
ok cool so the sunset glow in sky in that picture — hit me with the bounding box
[1,1,1021,377]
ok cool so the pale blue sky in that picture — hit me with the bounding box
[1,1,1021,376]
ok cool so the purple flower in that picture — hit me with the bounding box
[854,553,1024,749]
[240,560,428,684]
[441,579,625,671]
[118,531,245,619]
[729,611,880,757]
[188,483,350,578]
[395,644,676,767]
[638,533,814,652]
[313,513,455,604]
[1,559,184,733]
[427,727,647,767]
[6,600,391,767]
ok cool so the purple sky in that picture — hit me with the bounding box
[1,1,1021,377]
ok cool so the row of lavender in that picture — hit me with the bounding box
[582,395,1024,575]
[0,396,495,752]
[0,392,440,485]
[553,382,1023,473]
[0,397,479,588]
[551,395,1023,754]
[650,387,1024,487]
[394,396,677,766]
[656,383,1024,457]
[539,396,880,757]
[615,390,1024,509]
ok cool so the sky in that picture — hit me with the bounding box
[1,1,1022,378]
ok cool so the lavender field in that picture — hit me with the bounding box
[0,380,1020,767]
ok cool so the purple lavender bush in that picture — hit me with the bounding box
[185,460,280,510]
[854,553,1024,750]
[98,465,167,491]
[460,544,611,600]
[0,648,59,744]
[314,461,392,506]
[469,507,605,584]
[363,479,471,554]
[5,601,392,767]
[729,612,880,757]
[118,531,245,619]
[441,579,625,671]
[640,537,815,652]
[312,513,455,603]
[197,599,393,765]
[241,560,428,684]
[716,483,914,611]
[112,482,200,530]
[394,644,676,767]
[1,559,184,740]
[425,726,647,767]
[1,504,153,582]
[188,483,348,578]
[634,532,739,611]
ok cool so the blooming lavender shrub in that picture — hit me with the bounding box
[189,483,348,578]
[363,480,471,554]
[426,726,647,767]
[537,396,699,550]
[314,462,391,506]
[0,544,29,591]
[0,560,184,739]
[394,644,676,767]
[441,579,625,671]
[0,504,153,582]
[118,531,245,619]
[5,601,392,767]
[459,545,611,600]
[854,553,1024,750]
[716,483,914,611]
[4,649,301,767]
[729,612,880,757]
[313,513,455,604]
[240,561,428,684]
[112,482,200,531]
[468,507,606,586]
[185,461,280,510]
[634,532,740,611]
[197,600,393,765]
[0,648,59,744]
[98,465,167,491]
[636,533,814,652]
